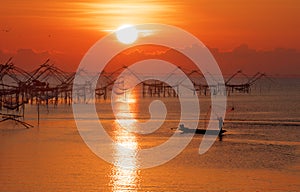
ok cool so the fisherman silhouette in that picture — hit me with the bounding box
[217,116,224,141]
[217,116,224,133]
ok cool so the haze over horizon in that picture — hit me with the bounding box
[0,44,299,76]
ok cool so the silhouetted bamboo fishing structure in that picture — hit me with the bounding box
[225,70,272,95]
[0,57,274,127]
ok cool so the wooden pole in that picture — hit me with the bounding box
[37,99,40,125]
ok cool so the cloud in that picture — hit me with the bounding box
[1,45,299,77]
[209,44,300,76]
[0,49,52,71]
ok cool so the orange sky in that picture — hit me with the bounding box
[0,0,299,74]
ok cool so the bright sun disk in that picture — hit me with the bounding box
[116,24,138,44]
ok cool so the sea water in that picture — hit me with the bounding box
[0,78,299,191]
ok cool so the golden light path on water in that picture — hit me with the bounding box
[110,91,140,191]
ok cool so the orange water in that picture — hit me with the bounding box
[0,79,299,191]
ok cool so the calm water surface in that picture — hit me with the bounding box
[0,78,299,191]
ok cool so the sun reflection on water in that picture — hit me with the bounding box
[110,90,140,192]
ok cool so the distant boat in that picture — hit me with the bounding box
[178,124,226,135]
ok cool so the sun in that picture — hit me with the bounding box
[116,24,138,44]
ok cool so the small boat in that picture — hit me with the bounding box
[179,124,226,135]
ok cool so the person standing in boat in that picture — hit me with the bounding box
[217,116,224,134]
[217,116,224,141]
